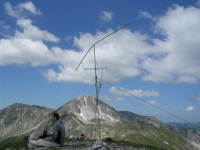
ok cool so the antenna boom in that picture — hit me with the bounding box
[75,23,129,71]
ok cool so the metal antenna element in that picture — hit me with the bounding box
[75,23,129,71]
[75,23,129,140]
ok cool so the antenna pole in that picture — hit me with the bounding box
[93,45,100,140]
[75,23,129,140]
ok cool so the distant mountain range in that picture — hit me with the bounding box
[167,122,200,131]
[0,95,200,150]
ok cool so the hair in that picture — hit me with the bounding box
[52,113,59,120]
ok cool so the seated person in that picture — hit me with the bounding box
[24,113,66,149]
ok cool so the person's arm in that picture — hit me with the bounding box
[46,133,51,136]
[48,124,59,142]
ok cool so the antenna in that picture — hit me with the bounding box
[75,23,129,71]
[75,23,129,140]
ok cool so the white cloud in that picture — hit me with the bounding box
[185,106,195,111]
[189,93,200,101]
[99,95,124,101]
[18,1,41,15]
[0,3,60,66]
[4,2,19,18]
[145,101,161,106]
[100,11,113,23]
[65,36,73,42]
[108,86,161,98]
[141,5,200,84]
[4,2,41,18]
[0,21,10,30]
[15,19,60,42]
[1,2,200,85]
[0,38,56,66]
[139,11,154,20]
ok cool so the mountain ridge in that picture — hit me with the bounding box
[0,95,199,149]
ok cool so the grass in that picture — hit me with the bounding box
[112,121,195,150]
[0,136,25,150]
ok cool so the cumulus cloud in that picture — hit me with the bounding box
[145,101,162,105]
[14,19,60,42]
[100,11,113,23]
[0,2,60,67]
[189,93,200,101]
[185,106,195,111]
[4,1,41,18]
[99,95,124,101]
[141,5,200,84]
[139,11,155,20]
[0,20,60,66]
[108,86,161,98]
[0,38,54,66]
[1,2,200,85]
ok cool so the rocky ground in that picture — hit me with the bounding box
[16,140,163,150]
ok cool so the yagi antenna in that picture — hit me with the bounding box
[75,23,129,71]
[75,23,129,140]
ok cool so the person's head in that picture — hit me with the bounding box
[51,113,59,122]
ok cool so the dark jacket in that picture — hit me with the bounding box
[48,120,66,146]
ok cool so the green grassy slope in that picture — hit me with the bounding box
[113,121,196,150]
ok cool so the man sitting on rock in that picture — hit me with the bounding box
[24,113,66,149]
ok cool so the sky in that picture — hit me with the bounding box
[0,0,200,123]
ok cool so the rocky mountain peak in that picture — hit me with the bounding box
[0,103,53,138]
[58,95,121,123]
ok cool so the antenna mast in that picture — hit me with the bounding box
[75,23,129,140]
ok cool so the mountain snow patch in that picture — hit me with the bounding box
[80,112,86,120]
[84,97,87,105]
[106,114,115,121]
[164,141,168,145]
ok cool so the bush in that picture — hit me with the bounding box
[104,137,113,142]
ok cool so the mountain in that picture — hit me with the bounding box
[167,122,200,131]
[58,95,121,123]
[118,111,183,132]
[113,121,196,150]
[0,95,199,150]
[0,103,53,141]
[28,95,124,140]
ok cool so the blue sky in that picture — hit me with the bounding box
[0,0,200,123]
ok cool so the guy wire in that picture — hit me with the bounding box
[99,78,200,130]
